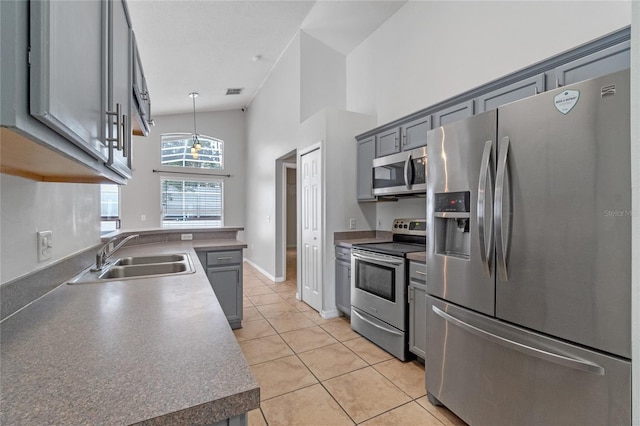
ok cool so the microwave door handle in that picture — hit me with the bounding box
[404,154,412,188]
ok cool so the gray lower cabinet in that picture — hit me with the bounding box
[335,245,352,316]
[408,261,426,358]
[357,136,376,202]
[198,250,243,329]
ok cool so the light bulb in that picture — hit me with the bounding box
[192,153,199,159]
[191,147,196,154]
[195,142,202,150]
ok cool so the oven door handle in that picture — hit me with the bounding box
[352,309,404,336]
[352,251,404,266]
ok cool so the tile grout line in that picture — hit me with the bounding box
[242,264,445,426]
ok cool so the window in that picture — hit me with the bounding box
[161,179,223,227]
[100,184,120,234]
[161,133,223,169]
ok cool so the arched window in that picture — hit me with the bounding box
[160,133,223,169]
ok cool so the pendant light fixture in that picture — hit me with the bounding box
[189,91,202,159]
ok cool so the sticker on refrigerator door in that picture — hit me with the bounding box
[554,90,580,114]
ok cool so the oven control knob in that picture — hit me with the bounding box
[403,224,408,229]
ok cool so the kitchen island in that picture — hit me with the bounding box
[0,238,259,425]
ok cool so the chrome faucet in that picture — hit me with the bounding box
[92,234,139,271]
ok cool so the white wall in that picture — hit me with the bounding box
[120,110,246,230]
[245,34,301,277]
[0,175,100,283]
[347,1,632,125]
[300,31,346,122]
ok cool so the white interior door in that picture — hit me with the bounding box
[300,147,322,311]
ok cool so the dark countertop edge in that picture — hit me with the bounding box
[334,230,393,248]
[407,252,427,263]
[136,388,260,426]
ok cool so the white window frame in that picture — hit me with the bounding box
[160,178,224,228]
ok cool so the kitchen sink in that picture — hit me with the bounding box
[113,254,188,266]
[67,253,195,284]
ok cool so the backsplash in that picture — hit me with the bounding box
[0,174,101,284]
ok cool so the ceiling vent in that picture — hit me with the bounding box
[225,88,243,95]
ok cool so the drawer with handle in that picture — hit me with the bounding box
[207,250,242,266]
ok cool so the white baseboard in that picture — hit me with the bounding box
[243,258,282,282]
[321,309,340,319]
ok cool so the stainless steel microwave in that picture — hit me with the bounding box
[372,146,427,196]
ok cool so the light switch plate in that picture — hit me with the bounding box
[37,230,53,262]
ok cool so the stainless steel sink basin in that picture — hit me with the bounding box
[113,254,188,266]
[68,253,195,284]
[99,262,189,279]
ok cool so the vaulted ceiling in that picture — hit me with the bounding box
[127,0,406,115]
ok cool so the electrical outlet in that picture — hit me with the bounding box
[37,230,53,262]
[141,214,146,222]
[181,233,193,241]
[349,218,356,229]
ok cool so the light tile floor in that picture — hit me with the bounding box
[237,252,466,426]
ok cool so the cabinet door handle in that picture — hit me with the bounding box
[217,256,233,261]
[415,270,426,276]
[122,114,128,157]
[106,103,122,150]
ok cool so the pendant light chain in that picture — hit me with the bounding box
[189,92,201,159]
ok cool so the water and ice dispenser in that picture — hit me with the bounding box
[433,191,471,260]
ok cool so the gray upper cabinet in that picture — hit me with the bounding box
[554,40,630,88]
[476,73,545,113]
[106,0,133,179]
[357,136,376,202]
[132,32,151,137]
[16,0,138,183]
[376,127,401,157]
[30,0,108,162]
[432,100,474,127]
[400,115,431,151]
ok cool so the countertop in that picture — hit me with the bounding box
[0,240,258,425]
[407,252,427,263]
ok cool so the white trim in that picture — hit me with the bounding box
[243,258,284,283]
[320,309,340,320]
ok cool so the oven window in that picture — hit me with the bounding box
[355,260,396,302]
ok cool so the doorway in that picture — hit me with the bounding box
[275,150,296,283]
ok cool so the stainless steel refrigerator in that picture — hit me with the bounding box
[425,69,631,426]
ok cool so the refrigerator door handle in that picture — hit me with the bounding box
[477,140,494,278]
[404,154,412,188]
[495,136,511,282]
[432,305,605,376]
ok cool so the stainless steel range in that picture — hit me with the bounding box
[350,218,426,361]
